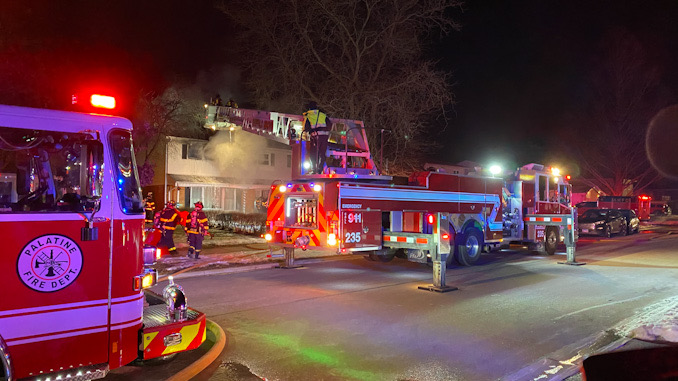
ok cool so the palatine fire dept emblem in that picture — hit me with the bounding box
[17,234,83,292]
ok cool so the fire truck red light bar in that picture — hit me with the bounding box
[90,94,116,109]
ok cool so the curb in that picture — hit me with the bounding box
[167,320,226,381]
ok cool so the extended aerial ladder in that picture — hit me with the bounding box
[204,104,389,181]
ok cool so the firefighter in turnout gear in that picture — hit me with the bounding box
[303,101,331,174]
[186,201,209,259]
[144,192,155,224]
[158,201,179,253]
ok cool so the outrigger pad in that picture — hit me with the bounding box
[557,261,586,266]
[418,285,459,293]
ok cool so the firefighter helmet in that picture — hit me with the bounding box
[194,201,203,210]
[166,201,176,208]
[305,101,317,111]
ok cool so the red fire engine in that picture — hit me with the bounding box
[597,195,652,221]
[0,98,206,380]
[206,105,576,273]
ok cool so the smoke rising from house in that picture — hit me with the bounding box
[194,65,244,106]
[204,130,269,181]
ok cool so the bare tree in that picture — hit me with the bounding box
[132,87,208,186]
[567,28,668,196]
[219,0,462,174]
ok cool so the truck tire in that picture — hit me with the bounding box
[367,250,396,262]
[455,228,483,266]
[369,252,395,262]
[135,353,178,366]
[544,226,558,255]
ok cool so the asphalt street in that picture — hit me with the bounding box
[148,226,678,381]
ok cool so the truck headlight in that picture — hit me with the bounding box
[134,269,157,291]
[327,233,337,246]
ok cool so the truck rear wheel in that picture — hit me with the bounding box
[544,226,558,255]
[455,228,483,266]
[367,250,396,262]
[370,253,395,262]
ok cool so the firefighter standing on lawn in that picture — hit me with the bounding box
[158,201,179,253]
[186,201,209,259]
[144,192,155,224]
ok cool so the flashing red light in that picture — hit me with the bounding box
[90,94,116,109]
[442,233,450,240]
[640,195,651,200]
[427,214,435,225]
[565,175,571,181]
[341,248,347,253]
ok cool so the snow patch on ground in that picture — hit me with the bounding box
[170,229,265,248]
[612,296,678,343]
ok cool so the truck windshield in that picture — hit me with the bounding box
[109,130,143,214]
[0,127,103,213]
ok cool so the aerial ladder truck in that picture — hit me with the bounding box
[205,104,578,291]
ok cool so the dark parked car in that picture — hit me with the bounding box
[578,209,627,238]
[618,209,640,235]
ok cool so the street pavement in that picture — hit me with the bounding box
[150,216,678,380]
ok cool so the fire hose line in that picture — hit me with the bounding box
[158,250,271,282]
[166,319,227,381]
[244,244,268,250]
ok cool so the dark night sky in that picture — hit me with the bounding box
[438,1,678,168]
[3,1,678,169]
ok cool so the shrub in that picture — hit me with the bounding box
[204,211,267,235]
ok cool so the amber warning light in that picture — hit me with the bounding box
[90,94,116,109]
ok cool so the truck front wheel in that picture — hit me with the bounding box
[455,228,483,266]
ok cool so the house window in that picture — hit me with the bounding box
[260,153,275,166]
[188,143,203,160]
[287,154,292,168]
[181,142,203,160]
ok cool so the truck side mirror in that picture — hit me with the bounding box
[80,140,104,241]
[80,140,104,200]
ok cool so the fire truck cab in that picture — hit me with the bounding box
[0,103,205,381]
[597,195,652,221]
[502,163,573,255]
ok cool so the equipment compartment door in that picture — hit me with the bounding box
[341,210,382,250]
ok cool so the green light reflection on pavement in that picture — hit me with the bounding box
[257,331,381,381]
